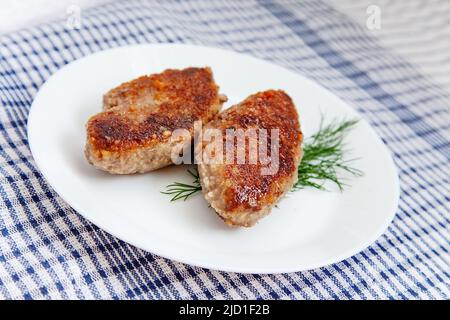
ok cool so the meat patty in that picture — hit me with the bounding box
[197,90,303,227]
[85,67,227,174]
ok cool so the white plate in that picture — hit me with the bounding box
[28,44,399,273]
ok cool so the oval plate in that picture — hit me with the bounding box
[28,44,399,273]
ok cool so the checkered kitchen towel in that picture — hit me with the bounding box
[0,0,449,299]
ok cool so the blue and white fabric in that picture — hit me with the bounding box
[0,0,448,299]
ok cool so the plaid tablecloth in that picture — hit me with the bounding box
[0,0,449,299]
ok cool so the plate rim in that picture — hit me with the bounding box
[27,43,400,274]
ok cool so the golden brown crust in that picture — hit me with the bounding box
[202,90,303,216]
[103,67,222,110]
[87,67,224,154]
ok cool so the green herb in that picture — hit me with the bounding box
[161,168,202,201]
[162,117,362,201]
[292,118,362,191]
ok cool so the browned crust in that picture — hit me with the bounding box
[87,67,225,155]
[203,90,303,216]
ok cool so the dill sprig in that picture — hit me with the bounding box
[160,168,202,201]
[292,118,362,191]
[161,117,362,201]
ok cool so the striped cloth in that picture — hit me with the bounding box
[0,0,449,299]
